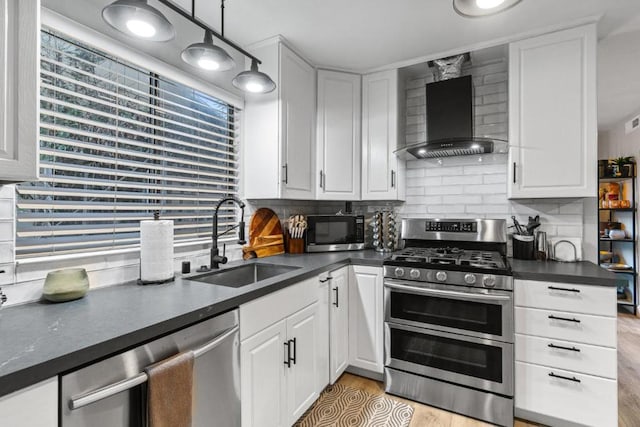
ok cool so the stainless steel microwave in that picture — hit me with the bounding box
[306,215,365,252]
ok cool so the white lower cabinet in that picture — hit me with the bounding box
[328,266,349,384]
[515,362,617,427]
[241,320,288,427]
[514,279,617,426]
[348,265,384,374]
[287,303,320,422]
[0,377,58,427]
[240,278,323,427]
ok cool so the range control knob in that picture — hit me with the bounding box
[394,267,405,278]
[464,273,477,285]
[435,271,448,282]
[483,274,497,288]
[410,269,421,279]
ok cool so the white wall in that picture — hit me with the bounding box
[398,50,595,261]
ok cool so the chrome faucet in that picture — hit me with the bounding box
[208,197,246,270]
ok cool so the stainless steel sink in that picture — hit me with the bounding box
[189,263,300,288]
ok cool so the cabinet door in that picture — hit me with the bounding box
[241,320,288,427]
[0,377,57,427]
[362,69,403,201]
[349,265,384,373]
[317,70,361,200]
[280,44,316,200]
[329,266,350,383]
[508,24,596,199]
[286,302,320,424]
[317,273,330,389]
[0,0,39,184]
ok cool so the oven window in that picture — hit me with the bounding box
[390,328,503,383]
[390,292,502,336]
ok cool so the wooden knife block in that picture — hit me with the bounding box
[285,232,305,254]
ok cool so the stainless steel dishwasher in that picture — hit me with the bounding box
[61,309,240,427]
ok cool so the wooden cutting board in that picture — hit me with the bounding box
[242,208,285,259]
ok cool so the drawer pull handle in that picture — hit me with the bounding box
[548,343,581,352]
[549,372,581,383]
[548,314,581,323]
[548,286,580,293]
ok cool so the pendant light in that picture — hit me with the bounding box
[453,0,522,17]
[102,0,175,41]
[232,59,276,94]
[182,30,235,71]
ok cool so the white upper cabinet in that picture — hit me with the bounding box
[243,38,316,200]
[0,0,39,184]
[508,24,597,199]
[316,70,361,200]
[361,69,405,201]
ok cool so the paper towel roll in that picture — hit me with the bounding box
[140,219,174,284]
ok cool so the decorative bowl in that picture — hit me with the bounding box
[608,229,627,240]
[43,268,90,302]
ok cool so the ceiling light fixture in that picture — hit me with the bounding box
[232,59,276,94]
[181,0,235,72]
[182,31,235,71]
[103,0,275,94]
[453,0,522,17]
[102,0,175,41]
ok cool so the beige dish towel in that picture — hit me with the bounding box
[146,351,195,427]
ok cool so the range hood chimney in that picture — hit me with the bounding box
[395,53,507,160]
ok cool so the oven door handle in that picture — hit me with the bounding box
[384,281,512,302]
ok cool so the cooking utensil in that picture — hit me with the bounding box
[511,216,525,235]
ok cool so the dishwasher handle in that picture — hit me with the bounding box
[69,324,239,411]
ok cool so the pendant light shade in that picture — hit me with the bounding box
[103,0,175,41]
[181,31,235,71]
[233,59,276,94]
[453,0,522,17]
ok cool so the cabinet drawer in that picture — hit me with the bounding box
[515,307,616,348]
[515,334,617,379]
[240,277,318,340]
[515,362,617,427]
[515,280,616,317]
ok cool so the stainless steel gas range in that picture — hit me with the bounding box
[383,218,514,427]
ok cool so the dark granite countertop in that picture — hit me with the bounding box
[0,250,617,398]
[0,251,387,398]
[509,258,621,287]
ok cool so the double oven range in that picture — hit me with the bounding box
[384,218,513,427]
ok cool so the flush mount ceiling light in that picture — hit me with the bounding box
[453,0,522,17]
[182,30,235,71]
[102,0,175,41]
[232,59,276,94]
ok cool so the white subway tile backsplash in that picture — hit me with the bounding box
[442,175,482,185]
[425,166,464,177]
[0,242,13,264]
[0,199,13,219]
[442,195,482,205]
[406,187,425,196]
[425,185,464,195]
[0,221,13,241]
[0,185,15,198]
[406,168,425,178]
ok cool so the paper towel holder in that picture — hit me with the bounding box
[138,211,175,286]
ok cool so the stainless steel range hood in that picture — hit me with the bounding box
[396,55,507,160]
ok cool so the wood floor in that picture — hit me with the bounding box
[337,313,640,427]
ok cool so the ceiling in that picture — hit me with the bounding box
[42,0,640,128]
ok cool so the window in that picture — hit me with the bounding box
[15,31,240,259]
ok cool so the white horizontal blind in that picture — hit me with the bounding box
[15,31,240,258]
